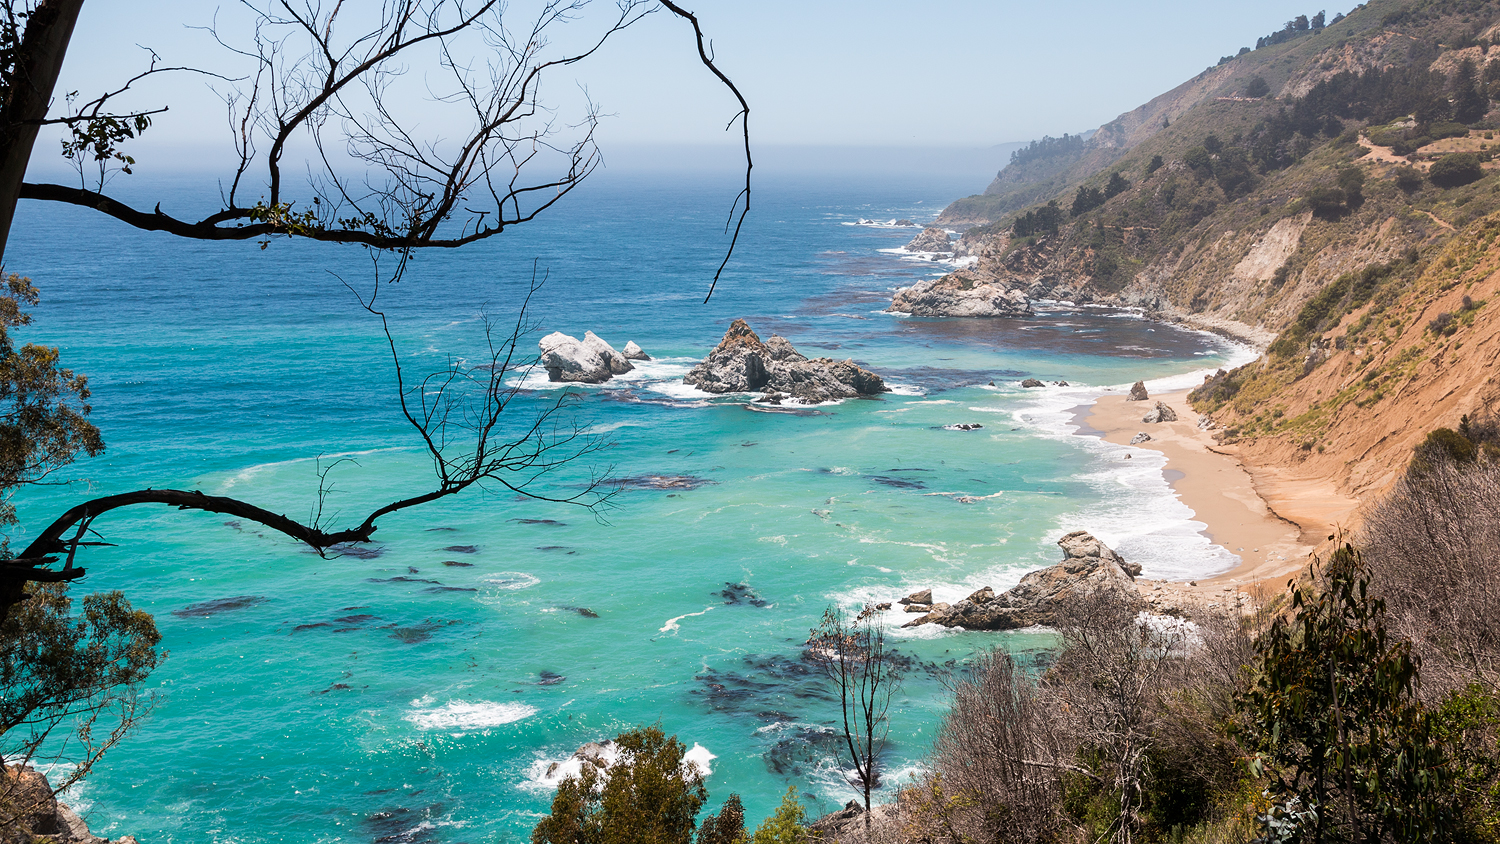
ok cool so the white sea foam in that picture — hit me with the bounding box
[404,699,537,731]
[217,447,403,492]
[523,740,715,792]
[659,606,715,634]
[484,572,540,590]
[998,339,1260,580]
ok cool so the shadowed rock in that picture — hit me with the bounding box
[903,531,1141,631]
[1142,401,1178,423]
[683,319,889,404]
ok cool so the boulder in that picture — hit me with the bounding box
[622,341,651,361]
[904,226,953,253]
[683,319,889,404]
[1142,401,1178,424]
[889,270,1034,318]
[1130,432,1152,444]
[1021,378,1044,388]
[899,588,933,605]
[903,531,1141,631]
[894,219,916,227]
[538,331,634,383]
[1127,380,1149,401]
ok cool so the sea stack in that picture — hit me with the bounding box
[538,331,634,383]
[683,319,889,404]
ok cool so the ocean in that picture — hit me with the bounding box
[6,165,1253,842]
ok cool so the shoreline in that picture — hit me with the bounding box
[1081,388,1359,610]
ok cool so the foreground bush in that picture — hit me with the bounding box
[532,726,707,844]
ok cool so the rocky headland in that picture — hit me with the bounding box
[888,267,1034,318]
[899,531,1142,631]
[903,226,953,253]
[683,319,889,404]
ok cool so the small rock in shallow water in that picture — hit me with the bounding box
[1021,378,1044,388]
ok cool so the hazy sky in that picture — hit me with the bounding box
[38,1,1353,178]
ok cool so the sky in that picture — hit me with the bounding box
[35,1,1355,180]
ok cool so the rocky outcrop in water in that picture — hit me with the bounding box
[622,341,651,361]
[904,226,953,253]
[683,320,889,404]
[538,331,634,383]
[902,531,1141,631]
[888,268,1034,317]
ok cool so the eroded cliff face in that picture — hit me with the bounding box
[1194,213,1500,502]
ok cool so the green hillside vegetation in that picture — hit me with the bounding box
[940,0,1499,227]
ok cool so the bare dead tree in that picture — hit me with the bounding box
[808,604,903,834]
[3,0,752,295]
[911,648,1067,844]
[1362,450,1500,698]
[0,0,753,614]
[1045,592,1195,844]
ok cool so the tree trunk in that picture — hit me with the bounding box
[0,0,85,266]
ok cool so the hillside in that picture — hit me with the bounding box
[919,0,1500,507]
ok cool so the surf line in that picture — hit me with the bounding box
[658,606,716,636]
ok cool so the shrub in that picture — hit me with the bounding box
[1430,152,1486,188]
[532,725,708,844]
[1431,122,1472,140]
[1306,186,1350,218]
[1145,154,1165,175]
[750,787,808,844]
[1394,166,1425,192]
[1429,310,1457,336]
[1238,547,1459,841]
[1245,76,1271,98]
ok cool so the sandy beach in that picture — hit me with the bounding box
[1084,389,1360,610]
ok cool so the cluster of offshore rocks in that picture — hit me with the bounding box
[888,531,1147,630]
[538,331,650,383]
[537,319,889,405]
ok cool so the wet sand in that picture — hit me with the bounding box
[1084,390,1360,611]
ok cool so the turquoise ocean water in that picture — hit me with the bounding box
[7,168,1253,842]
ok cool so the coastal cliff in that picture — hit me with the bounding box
[920,0,1500,510]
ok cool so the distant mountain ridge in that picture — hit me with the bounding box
[923,0,1500,502]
